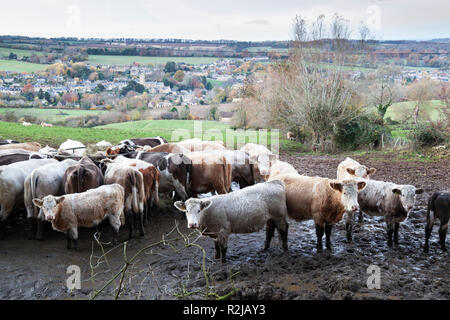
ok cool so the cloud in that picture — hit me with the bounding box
[244,19,271,25]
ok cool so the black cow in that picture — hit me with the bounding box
[424,191,449,253]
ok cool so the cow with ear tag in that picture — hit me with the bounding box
[174,180,289,263]
[356,179,423,247]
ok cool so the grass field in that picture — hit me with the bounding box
[385,100,447,123]
[0,59,47,73]
[0,108,107,123]
[0,119,298,150]
[245,47,289,53]
[87,55,221,66]
[0,46,44,58]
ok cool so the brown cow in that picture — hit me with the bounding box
[275,174,366,251]
[147,143,189,154]
[186,152,232,196]
[104,162,146,239]
[63,156,104,194]
[0,142,41,152]
[138,166,160,225]
[177,139,225,152]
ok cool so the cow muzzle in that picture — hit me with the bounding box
[46,215,54,221]
[188,223,198,229]
[351,205,359,212]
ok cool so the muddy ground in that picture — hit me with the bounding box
[0,153,448,300]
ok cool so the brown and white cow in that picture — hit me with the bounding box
[63,156,104,194]
[275,174,366,251]
[0,158,57,237]
[110,156,160,224]
[103,162,146,239]
[186,152,232,196]
[356,179,423,247]
[0,142,41,152]
[123,151,192,201]
[33,184,125,250]
[24,159,78,240]
[175,180,289,262]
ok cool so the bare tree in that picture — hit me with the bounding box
[406,78,435,124]
[358,22,372,52]
[293,15,308,47]
[311,14,326,41]
[330,13,351,52]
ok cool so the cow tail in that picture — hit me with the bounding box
[77,166,84,193]
[249,162,255,185]
[129,171,139,215]
[31,170,38,218]
[152,169,160,207]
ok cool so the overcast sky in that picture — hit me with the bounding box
[1,0,449,41]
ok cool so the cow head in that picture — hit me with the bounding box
[33,196,65,221]
[392,185,423,213]
[250,153,278,182]
[174,199,212,230]
[329,180,366,212]
[346,166,377,179]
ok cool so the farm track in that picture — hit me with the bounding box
[0,153,448,300]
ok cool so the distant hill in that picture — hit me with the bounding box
[429,38,450,43]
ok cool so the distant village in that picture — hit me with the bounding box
[0,57,270,111]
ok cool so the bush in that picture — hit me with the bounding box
[408,122,448,148]
[334,115,390,150]
[1,111,18,122]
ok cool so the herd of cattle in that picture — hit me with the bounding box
[0,137,448,262]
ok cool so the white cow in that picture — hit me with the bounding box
[24,159,78,240]
[337,158,376,180]
[240,143,278,182]
[175,180,289,262]
[59,139,86,157]
[0,159,58,227]
[355,179,423,246]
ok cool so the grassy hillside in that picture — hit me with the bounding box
[385,100,447,123]
[0,120,294,150]
[87,55,221,66]
[0,46,44,58]
[0,59,47,72]
[0,108,107,123]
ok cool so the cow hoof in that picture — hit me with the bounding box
[442,246,448,252]
[423,246,429,253]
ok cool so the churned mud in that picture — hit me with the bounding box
[0,153,448,300]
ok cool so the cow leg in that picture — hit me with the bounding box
[424,211,435,253]
[220,245,228,263]
[138,211,145,237]
[393,222,400,245]
[315,224,325,251]
[277,222,289,252]
[358,211,364,224]
[345,211,353,242]
[126,211,133,239]
[36,219,45,241]
[387,222,394,247]
[264,219,276,251]
[66,232,72,250]
[143,203,148,227]
[325,224,333,250]
[28,218,37,240]
[439,221,448,252]
[69,228,78,251]
[214,240,221,259]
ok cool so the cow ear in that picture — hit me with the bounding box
[32,198,43,208]
[200,200,212,211]
[415,188,424,195]
[346,168,356,176]
[367,168,377,176]
[392,189,402,196]
[174,201,187,212]
[357,181,366,191]
[56,196,65,204]
[329,182,343,192]
[106,147,112,155]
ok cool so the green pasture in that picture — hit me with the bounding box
[384,100,447,123]
[0,59,47,73]
[0,108,107,123]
